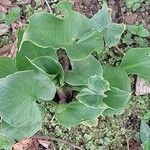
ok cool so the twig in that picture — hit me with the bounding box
[125,135,130,150]
[32,135,83,150]
[44,0,53,13]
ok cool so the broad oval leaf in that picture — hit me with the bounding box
[0,71,56,127]
[0,57,17,78]
[76,75,110,108]
[65,55,103,86]
[103,66,131,115]
[120,48,150,78]
[55,101,104,127]
[21,1,104,60]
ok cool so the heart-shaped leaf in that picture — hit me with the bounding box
[0,71,56,128]
[55,101,104,127]
[21,1,104,60]
[102,66,131,115]
[76,75,110,108]
[91,3,125,47]
[65,55,103,86]
[120,48,150,78]
[0,57,17,78]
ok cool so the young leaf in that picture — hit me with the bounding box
[91,2,125,47]
[30,56,64,82]
[16,41,57,71]
[21,1,104,60]
[140,120,150,144]
[65,55,103,86]
[103,66,131,115]
[105,23,125,48]
[5,7,21,25]
[0,71,56,128]
[0,57,17,78]
[56,101,104,127]
[120,48,150,78]
[91,2,111,32]
[128,24,150,37]
[76,75,110,108]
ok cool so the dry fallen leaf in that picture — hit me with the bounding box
[12,139,32,150]
[135,76,150,95]
[0,0,11,6]
[124,13,137,24]
[38,139,51,149]
[0,24,9,36]
[0,5,7,13]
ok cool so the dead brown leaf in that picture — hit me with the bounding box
[17,0,31,5]
[124,13,137,24]
[0,5,7,13]
[38,139,51,149]
[0,43,16,58]
[12,139,32,150]
[0,0,11,6]
[0,24,9,36]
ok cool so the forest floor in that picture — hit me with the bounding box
[0,0,150,150]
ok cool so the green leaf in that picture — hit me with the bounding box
[0,134,13,150]
[76,75,110,108]
[16,41,57,71]
[21,1,104,60]
[103,66,131,92]
[0,71,56,128]
[103,66,131,115]
[140,120,150,144]
[17,27,26,49]
[91,2,111,32]
[143,142,150,150]
[31,56,64,82]
[0,57,17,78]
[120,48,150,78]
[144,110,150,120]
[65,55,103,86]
[5,7,20,25]
[1,120,41,140]
[125,0,141,8]
[105,23,125,47]
[56,101,104,127]
[91,3,125,47]
[0,12,5,22]
[128,24,150,37]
